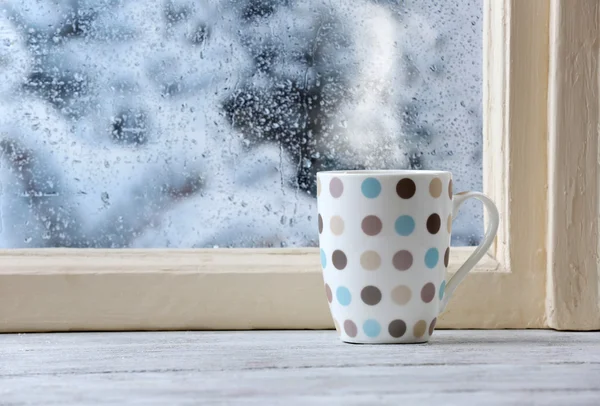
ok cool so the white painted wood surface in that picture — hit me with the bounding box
[482,0,549,328]
[1,331,599,405]
[546,0,600,330]
[0,248,530,332]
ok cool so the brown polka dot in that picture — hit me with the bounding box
[396,178,416,199]
[361,215,382,236]
[413,320,427,338]
[329,177,344,198]
[332,250,347,270]
[393,250,413,271]
[447,214,452,233]
[330,216,345,235]
[325,283,332,303]
[344,320,357,337]
[361,286,382,305]
[388,319,407,338]
[429,318,437,336]
[421,282,436,303]
[318,214,323,234]
[429,177,442,198]
[427,213,441,234]
[360,251,381,270]
[448,179,453,199]
[391,285,412,305]
[333,319,341,335]
[317,177,321,197]
[444,247,450,267]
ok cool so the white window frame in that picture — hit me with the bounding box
[1,0,598,332]
[546,0,600,330]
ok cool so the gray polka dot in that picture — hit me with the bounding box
[329,177,344,198]
[325,284,332,303]
[361,215,382,236]
[393,250,413,271]
[361,286,382,305]
[421,282,436,303]
[344,320,357,337]
[388,319,407,338]
[444,247,450,267]
[332,250,347,270]
[318,214,323,234]
[429,318,437,336]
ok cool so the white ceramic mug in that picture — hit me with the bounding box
[316,170,499,344]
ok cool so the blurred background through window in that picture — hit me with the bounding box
[0,0,483,248]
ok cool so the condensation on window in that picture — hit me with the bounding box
[0,0,483,248]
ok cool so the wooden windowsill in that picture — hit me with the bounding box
[0,247,509,332]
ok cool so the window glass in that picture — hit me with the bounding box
[0,0,483,248]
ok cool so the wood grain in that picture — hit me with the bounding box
[546,0,600,330]
[482,0,549,327]
[0,248,511,332]
[1,330,599,405]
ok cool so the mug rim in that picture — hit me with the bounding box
[317,169,451,177]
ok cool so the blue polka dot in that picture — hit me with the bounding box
[395,215,415,236]
[363,319,381,337]
[425,248,439,269]
[336,286,352,306]
[439,280,446,300]
[320,249,327,269]
[361,178,381,198]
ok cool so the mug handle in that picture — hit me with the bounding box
[439,191,500,312]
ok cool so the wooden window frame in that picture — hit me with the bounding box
[546,0,600,330]
[1,0,598,332]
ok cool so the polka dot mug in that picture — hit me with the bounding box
[317,170,499,344]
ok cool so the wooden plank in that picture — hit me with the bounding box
[483,0,549,325]
[546,0,600,330]
[0,248,511,332]
[1,330,599,405]
[483,0,510,264]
